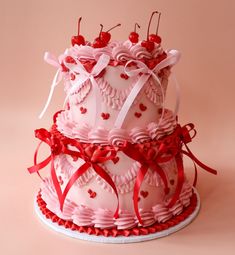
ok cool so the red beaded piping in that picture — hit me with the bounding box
[36,191,197,237]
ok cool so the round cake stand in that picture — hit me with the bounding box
[34,188,200,244]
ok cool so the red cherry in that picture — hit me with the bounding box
[92,37,106,48]
[100,32,111,43]
[129,32,139,43]
[148,34,162,44]
[129,23,140,43]
[71,35,85,46]
[71,17,85,46]
[100,23,121,44]
[141,40,154,52]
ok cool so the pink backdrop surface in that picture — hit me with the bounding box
[0,0,234,254]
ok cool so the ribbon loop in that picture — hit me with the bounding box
[115,50,181,129]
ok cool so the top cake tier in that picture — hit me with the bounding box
[50,40,180,136]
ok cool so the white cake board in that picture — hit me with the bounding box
[34,188,200,244]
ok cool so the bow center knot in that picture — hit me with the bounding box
[180,125,195,144]
[51,137,63,155]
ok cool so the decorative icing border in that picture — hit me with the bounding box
[40,177,193,230]
[56,109,177,144]
[35,189,198,238]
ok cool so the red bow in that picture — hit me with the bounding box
[122,142,172,225]
[122,123,217,224]
[28,128,120,218]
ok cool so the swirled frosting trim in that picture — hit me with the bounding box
[56,109,177,144]
[40,177,193,229]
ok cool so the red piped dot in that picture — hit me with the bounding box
[101,112,110,120]
[120,73,129,80]
[139,103,147,111]
[170,179,175,185]
[70,73,76,80]
[88,189,97,198]
[134,112,142,118]
[80,107,87,114]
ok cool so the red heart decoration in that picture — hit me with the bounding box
[101,112,110,120]
[140,190,149,198]
[80,107,87,114]
[112,157,120,164]
[134,112,142,118]
[170,179,175,185]
[139,103,147,111]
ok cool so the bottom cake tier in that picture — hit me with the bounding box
[35,189,199,243]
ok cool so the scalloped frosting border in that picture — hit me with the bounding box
[40,177,193,230]
[36,190,197,236]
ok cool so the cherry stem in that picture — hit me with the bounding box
[147,11,158,40]
[134,23,140,33]
[106,23,121,32]
[156,12,161,35]
[99,24,104,38]
[77,17,82,35]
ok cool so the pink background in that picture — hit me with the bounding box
[1,0,235,254]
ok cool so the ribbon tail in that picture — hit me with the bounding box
[133,165,149,225]
[114,74,150,128]
[90,77,101,126]
[39,69,61,119]
[63,75,88,109]
[93,164,119,218]
[29,141,45,181]
[192,161,198,187]
[151,162,169,194]
[183,144,217,175]
[28,155,52,175]
[167,153,185,208]
[171,72,181,118]
[50,156,63,210]
[60,162,91,211]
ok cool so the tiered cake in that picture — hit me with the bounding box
[28,13,217,242]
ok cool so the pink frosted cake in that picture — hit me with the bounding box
[28,13,217,242]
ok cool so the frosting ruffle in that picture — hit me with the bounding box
[56,109,177,144]
[40,176,193,229]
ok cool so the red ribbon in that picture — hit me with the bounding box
[122,143,170,225]
[28,128,120,218]
[28,121,217,225]
[122,123,217,224]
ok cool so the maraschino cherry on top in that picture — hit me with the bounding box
[70,11,162,50]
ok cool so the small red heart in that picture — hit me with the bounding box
[120,73,129,80]
[88,189,96,198]
[170,179,175,185]
[112,157,120,164]
[134,112,142,118]
[158,108,163,114]
[101,112,110,120]
[138,197,141,202]
[80,107,87,114]
[140,190,149,198]
[139,103,147,111]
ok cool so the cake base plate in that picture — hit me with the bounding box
[34,188,200,243]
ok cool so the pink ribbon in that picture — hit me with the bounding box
[39,52,64,119]
[63,54,110,125]
[114,49,181,128]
